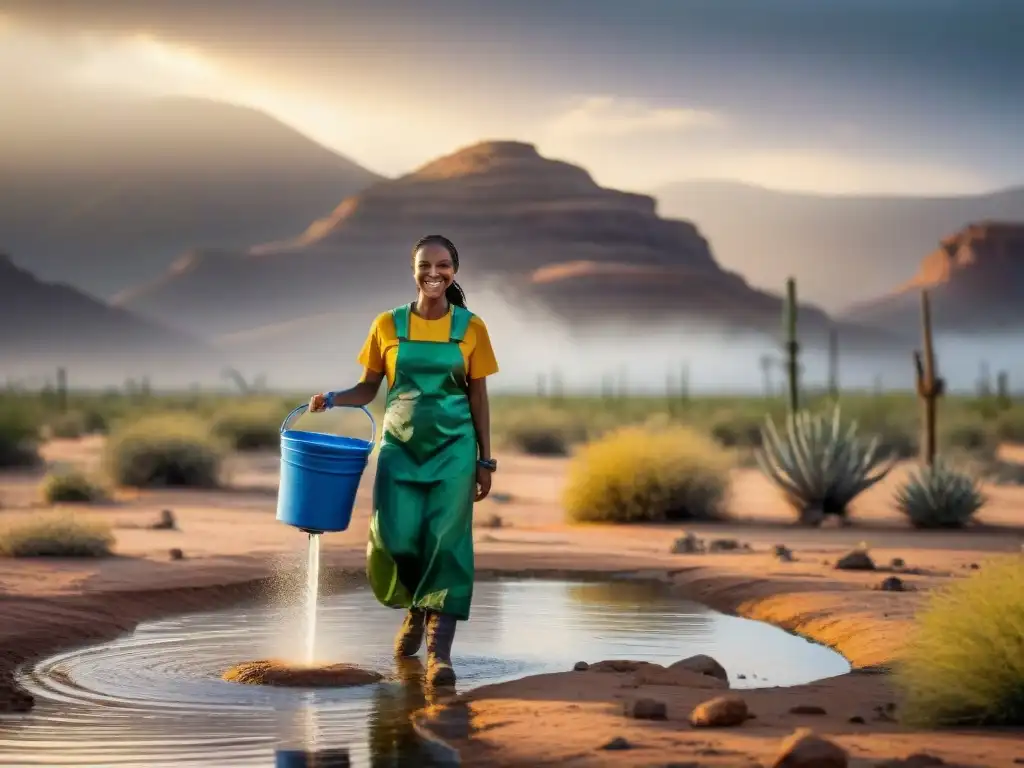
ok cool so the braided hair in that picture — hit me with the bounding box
[412,234,467,308]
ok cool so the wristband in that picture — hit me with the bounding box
[477,458,497,472]
[323,391,337,409]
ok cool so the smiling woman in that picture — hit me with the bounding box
[306,235,499,689]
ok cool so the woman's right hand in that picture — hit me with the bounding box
[309,393,328,413]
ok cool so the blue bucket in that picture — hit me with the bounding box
[275,403,376,534]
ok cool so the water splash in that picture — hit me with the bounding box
[305,533,321,665]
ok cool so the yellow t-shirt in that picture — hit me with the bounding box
[358,308,499,387]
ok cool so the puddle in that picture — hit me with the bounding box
[0,579,849,766]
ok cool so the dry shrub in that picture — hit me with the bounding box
[212,403,284,451]
[0,513,114,557]
[563,425,731,523]
[496,407,588,457]
[104,414,225,488]
[0,405,40,467]
[41,467,109,503]
[896,556,1024,727]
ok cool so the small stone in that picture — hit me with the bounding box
[774,544,794,561]
[737,673,747,679]
[169,548,184,560]
[479,513,504,528]
[669,654,729,683]
[670,532,703,554]
[690,695,749,728]
[772,728,848,767]
[879,576,906,592]
[573,661,589,671]
[890,557,905,568]
[624,697,667,720]
[600,736,632,751]
[848,715,865,724]
[151,509,176,530]
[708,538,742,552]
[969,562,980,570]
[223,660,382,687]
[788,704,827,715]
[835,549,876,571]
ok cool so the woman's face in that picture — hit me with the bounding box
[413,243,455,301]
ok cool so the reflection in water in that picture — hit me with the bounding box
[0,580,850,766]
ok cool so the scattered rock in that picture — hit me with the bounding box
[848,715,865,724]
[737,673,748,680]
[670,532,704,554]
[690,695,749,728]
[591,660,652,674]
[573,661,589,671]
[788,704,827,715]
[634,665,725,690]
[669,654,729,684]
[835,549,876,571]
[478,513,504,528]
[169,548,184,560]
[969,562,980,570]
[708,538,742,552]
[624,697,667,720]
[151,509,176,530]
[772,728,848,767]
[490,492,513,504]
[890,557,905,569]
[878,576,907,592]
[774,544,795,561]
[600,736,632,751]
[223,660,383,687]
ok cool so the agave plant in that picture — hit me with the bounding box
[755,405,895,525]
[894,459,986,529]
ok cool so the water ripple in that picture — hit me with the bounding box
[0,579,849,767]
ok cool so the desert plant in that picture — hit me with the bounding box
[995,408,1024,443]
[104,414,225,488]
[709,414,763,449]
[896,555,1024,727]
[0,404,41,467]
[563,425,731,523]
[212,404,283,451]
[894,459,986,529]
[46,410,88,439]
[755,405,894,524]
[0,513,114,557]
[495,407,588,456]
[41,467,109,503]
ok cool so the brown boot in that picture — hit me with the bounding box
[393,608,426,658]
[425,611,457,687]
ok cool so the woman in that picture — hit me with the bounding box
[309,234,499,687]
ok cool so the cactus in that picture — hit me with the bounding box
[782,277,800,413]
[759,354,774,398]
[679,362,690,401]
[913,291,945,467]
[997,370,1011,409]
[755,405,894,525]
[894,459,985,529]
[828,326,840,400]
[977,361,992,399]
[55,367,67,413]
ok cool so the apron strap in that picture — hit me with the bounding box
[449,305,473,343]
[392,303,414,341]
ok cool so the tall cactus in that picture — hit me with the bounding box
[827,326,840,400]
[782,277,800,413]
[56,367,68,413]
[913,290,944,467]
[997,370,1011,409]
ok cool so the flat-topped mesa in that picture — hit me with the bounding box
[910,220,1024,287]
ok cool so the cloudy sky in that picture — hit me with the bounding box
[1,0,1021,194]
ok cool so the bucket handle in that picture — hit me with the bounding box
[280,403,377,445]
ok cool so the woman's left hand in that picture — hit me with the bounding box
[475,465,492,502]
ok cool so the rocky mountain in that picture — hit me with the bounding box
[117,141,891,356]
[840,221,1024,335]
[0,254,221,386]
[1,95,381,299]
[653,180,1024,312]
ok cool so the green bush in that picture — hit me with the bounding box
[563,425,731,523]
[709,412,763,449]
[41,467,109,503]
[894,459,986,529]
[495,407,588,457]
[212,404,283,451]
[896,556,1024,727]
[0,405,41,467]
[104,414,225,488]
[0,513,115,557]
[941,422,997,457]
[46,410,88,439]
[995,409,1024,443]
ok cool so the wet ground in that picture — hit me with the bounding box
[0,579,849,766]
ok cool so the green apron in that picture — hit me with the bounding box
[366,302,478,621]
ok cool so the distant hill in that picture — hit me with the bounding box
[653,180,1024,312]
[0,254,221,386]
[840,221,1024,335]
[116,140,893,357]
[0,95,381,298]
